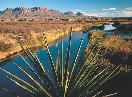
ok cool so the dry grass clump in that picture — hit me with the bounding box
[102,35,132,53]
[0,21,92,51]
[88,31,132,71]
[0,42,16,52]
[89,31,132,53]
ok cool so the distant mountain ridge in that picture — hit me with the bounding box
[0,6,88,19]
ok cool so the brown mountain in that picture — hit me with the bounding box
[0,6,88,19]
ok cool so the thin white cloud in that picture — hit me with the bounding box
[72,9,82,14]
[81,11,86,14]
[72,9,99,16]
[114,7,132,17]
[86,9,98,16]
[72,7,132,17]
[115,11,121,13]
[110,8,116,10]
[96,12,109,17]
[118,10,132,16]
[91,9,97,11]
[84,13,99,17]
[103,8,116,11]
[126,7,132,10]
[72,8,131,17]
[103,9,108,10]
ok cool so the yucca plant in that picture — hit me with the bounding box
[0,28,120,97]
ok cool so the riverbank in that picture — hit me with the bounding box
[0,21,93,62]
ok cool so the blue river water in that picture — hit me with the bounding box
[0,31,88,97]
[104,24,116,30]
[0,24,126,97]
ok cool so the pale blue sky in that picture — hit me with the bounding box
[0,0,132,17]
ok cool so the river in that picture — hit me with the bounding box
[0,30,89,97]
[0,24,131,97]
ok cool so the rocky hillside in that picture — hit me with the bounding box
[0,6,87,19]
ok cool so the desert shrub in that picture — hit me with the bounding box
[0,42,14,52]
[89,31,132,70]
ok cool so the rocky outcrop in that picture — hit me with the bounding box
[75,12,85,16]
[64,11,75,16]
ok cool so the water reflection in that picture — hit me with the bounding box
[0,46,45,66]
[103,24,116,31]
